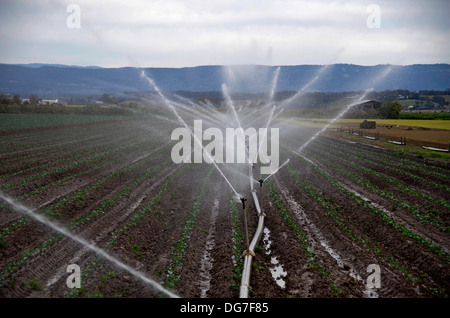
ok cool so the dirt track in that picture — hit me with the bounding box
[0,117,448,298]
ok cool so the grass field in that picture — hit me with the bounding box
[282,117,450,130]
[280,116,450,159]
[0,113,133,131]
[65,104,113,108]
[324,130,450,160]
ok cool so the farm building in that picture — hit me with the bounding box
[360,120,376,129]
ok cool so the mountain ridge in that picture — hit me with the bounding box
[1,63,449,98]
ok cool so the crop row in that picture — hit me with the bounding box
[0,152,174,288]
[0,118,144,155]
[314,138,450,208]
[289,153,449,264]
[0,141,171,242]
[1,145,129,191]
[285,164,381,255]
[0,130,168,192]
[229,198,244,293]
[267,181,340,296]
[0,141,171,252]
[0,126,110,156]
[0,128,144,176]
[318,137,450,185]
[1,143,112,181]
[44,145,171,219]
[65,164,188,297]
[285,157,447,296]
[306,146,449,232]
[163,166,214,289]
[319,136,450,178]
[0,124,143,165]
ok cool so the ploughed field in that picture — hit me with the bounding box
[0,116,449,298]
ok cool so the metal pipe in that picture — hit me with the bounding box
[240,165,265,298]
[258,179,263,216]
[241,197,250,250]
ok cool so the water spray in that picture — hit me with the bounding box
[279,64,331,109]
[268,67,281,103]
[263,158,290,182]
[222,83,253,165]
[222,83,243,129]
[140,70,240,198]
[0,190,178,298]
[297,65,394,154]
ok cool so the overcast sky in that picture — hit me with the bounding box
[0,0,449,68]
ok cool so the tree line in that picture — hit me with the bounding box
[0,94,134,116]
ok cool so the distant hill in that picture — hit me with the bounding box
[0,63,449,98]
[12,63,103,69]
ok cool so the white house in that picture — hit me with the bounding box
[39,99,59,105]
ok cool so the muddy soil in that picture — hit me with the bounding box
[0,118,448,298]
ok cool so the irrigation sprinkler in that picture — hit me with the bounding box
[240,197,250,252]
[240,197,247,209]
[258,179,264,216]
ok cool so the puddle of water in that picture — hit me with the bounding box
[263,227,272,255]
[199,198,219,298]
[263,227,287,289]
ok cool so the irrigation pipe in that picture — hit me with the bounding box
[239,164,265,298]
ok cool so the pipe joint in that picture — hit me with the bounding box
[242,249,256,258]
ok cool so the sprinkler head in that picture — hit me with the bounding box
[240,197,247,209]
[258,179,264,187]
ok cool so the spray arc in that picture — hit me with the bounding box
[0,190,179,298]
